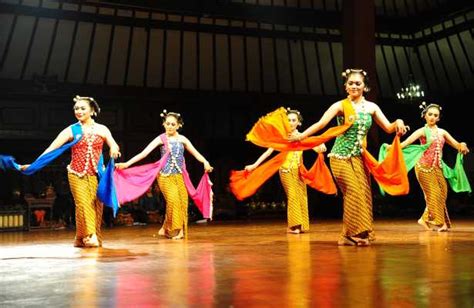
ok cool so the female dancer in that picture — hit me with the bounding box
[243,109,327,234]
[116,111,213,239]
[291,69,409,245]
[4,96,121,247]
[398,102,470,231]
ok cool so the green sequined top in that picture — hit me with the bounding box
[329,110,372,159]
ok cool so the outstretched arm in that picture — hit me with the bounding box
[290,102,342,141]
[41,127,73,156]
[442,129,469,155]
[372,104,408,135]
[116,135,163,169]
[20,127,72,170]
[244,148,274,171]
[400,127,424,149]
[182,136,213,172]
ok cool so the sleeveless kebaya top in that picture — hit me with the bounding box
[329,110,372,159]
[160,139,185,175]
[67,132,104,177]
[418,129,445,169]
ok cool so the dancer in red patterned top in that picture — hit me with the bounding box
[399,102,469,232]
[21,96,121,247]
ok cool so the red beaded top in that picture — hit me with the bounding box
[68,133,104,176]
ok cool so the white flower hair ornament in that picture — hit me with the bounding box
[73,95,99,116]
[73,95,95,102]
[342,69,367,78]
[160,109,168,118]
[286,107,300,115]
[419,101,442,118]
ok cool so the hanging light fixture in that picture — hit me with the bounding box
[396,74,424,103]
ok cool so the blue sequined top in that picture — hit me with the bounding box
[160,139,185,174]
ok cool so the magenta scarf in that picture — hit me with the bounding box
[113,133,213,219]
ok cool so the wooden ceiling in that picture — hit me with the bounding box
[0,0,472,99]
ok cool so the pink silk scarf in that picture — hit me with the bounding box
[114,133,214,219]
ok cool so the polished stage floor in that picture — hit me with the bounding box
[1,219,473,307]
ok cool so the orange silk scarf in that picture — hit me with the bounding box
[229,99,409,200]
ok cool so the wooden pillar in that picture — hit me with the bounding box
[343,0,380,145]
[342,0,377,100]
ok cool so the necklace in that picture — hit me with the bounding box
[351,99,366,113]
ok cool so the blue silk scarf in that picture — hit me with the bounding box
[0,122,119,216]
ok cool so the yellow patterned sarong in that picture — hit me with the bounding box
[68,173,103,247]
[415,164,450,228]
[158,174,188,237]
[279,168,309,231]
[330,156,373,240]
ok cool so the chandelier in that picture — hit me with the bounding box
[396,74,424,102]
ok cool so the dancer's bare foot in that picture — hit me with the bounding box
[353,237,370,246]
[337,236,369,246]
[287,228,301,234]
[158,227,165,236]
[338,237,357,246]
[437,224,448,232]
[417,218,430,231]
[83,234,99,247]
[171,230,184,240]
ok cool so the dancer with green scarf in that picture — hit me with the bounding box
[380,102,470,232]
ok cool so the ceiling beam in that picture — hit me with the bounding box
[60,0,341,29]
[378,0,472,34]
[58,0,473,34]
[2,3,470,46]
[0,3,340,42]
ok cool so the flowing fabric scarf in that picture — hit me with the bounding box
[0,123,120,216]
[113,133,214,219]
[230,99,409,200]
[229,101,353,201]
[229,151,336,201]
[379,126,471,193]
[0,123,83,174]
[96,157,119,216]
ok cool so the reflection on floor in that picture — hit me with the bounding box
[1,219,473,307]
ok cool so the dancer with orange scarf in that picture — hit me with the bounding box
[293,69,409,245]
[242,108,331,234]
[232,69,410,246]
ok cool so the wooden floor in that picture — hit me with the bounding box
[1,218,474,307]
